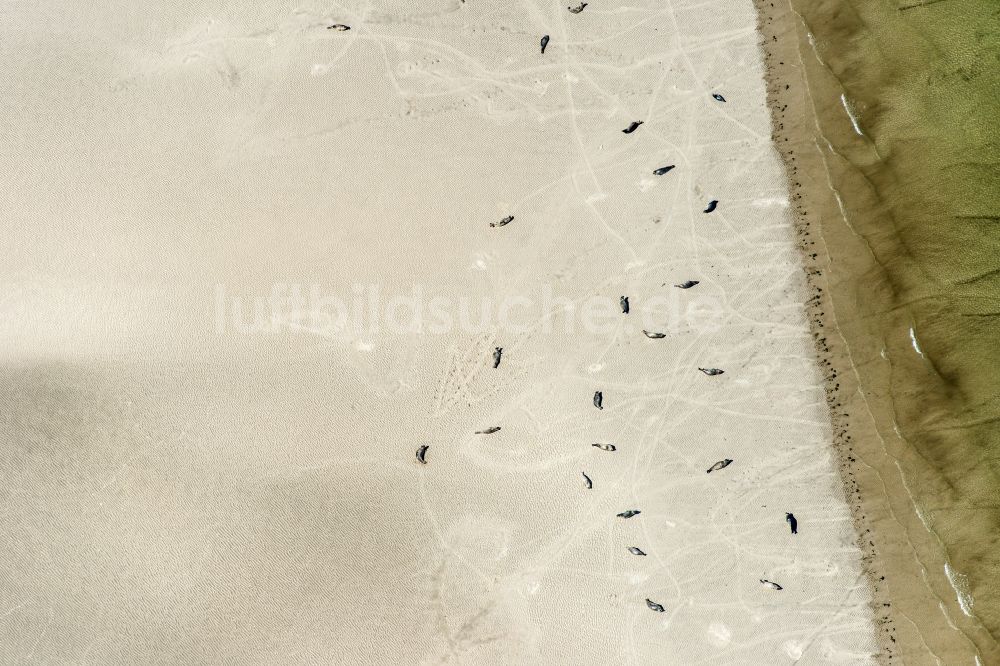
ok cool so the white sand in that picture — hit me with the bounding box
[0,0,879,663]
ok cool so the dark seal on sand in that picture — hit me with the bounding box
[582,472,593,489]
[707,459,733,473]
[646,598,666,612]
[675,280,700,289]
[760,579,783,591]
[476,426,502,435]
[620,296,630,314]
[492,347,503,368]
[627,547,647,556]
[593,391,603,409]
[703,200,718,213]
[622,121,643,134]
[592,443,616,452]
[416,445,429,464]
[568,2,588,13]
[327,24,351,31]
[712,93,726,102]
[653,165,675,175]
[541,35,550,53]
[490,215,514,228]
[617,509,641,518]
[786,512,798,534]
[698,367,724,376]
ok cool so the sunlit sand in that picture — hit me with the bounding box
[0,0,880,662]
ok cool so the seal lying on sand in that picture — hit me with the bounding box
[653,165,675,175]
[707,459,733,473]
[492,347,502,368]
[593,391,603,409]
[646,599,666,612]
[699,367,724,376]
[760,579,783,591]
[490,215,514,228]
[541,35,550,53]
[642,330,666,339]
[712,93,726,102]
[620,296,629,314]
[703,200,718,213]
[786,512,798,534]
[416,445,429,464]
[568,2,588,13]
[476,427,501,435]
[327,23,350,31]
[627,547,647,556]
[617,509,641,518]
[675,280,699,289]
[622,121,643,134]
[582,472,593,489]
[592,443,616,451]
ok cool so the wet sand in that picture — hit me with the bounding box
[0,0,880,662]
[756,0,1000,662]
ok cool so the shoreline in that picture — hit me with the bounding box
[754,0,998,662]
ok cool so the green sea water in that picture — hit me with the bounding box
[792,0,1000,642]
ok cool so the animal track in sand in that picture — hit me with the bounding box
[433,332,511,415]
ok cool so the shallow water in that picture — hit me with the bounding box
[792,0,1000,641]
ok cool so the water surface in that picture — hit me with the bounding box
[792,0,1000,640]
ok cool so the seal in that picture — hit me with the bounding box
[653,165,675,175]
[706,459,733,473]
[541,35,550,53]
[642,330,666,339]
[645,599,666,613]
[592,443,616,451]
[490,215,514,228]
[786,512,798,534]
[476,426,502,435]
[699,367,724,376]
[627,547,647,556]
[617,509,641,518]
[416,444,429,464]
[593,390,603,410]
[703,200,718,213]
[493,347,503,369]
[582,472,593,489]
[674,280,700,289]
[568,2,588,13]
[622,121,643,134]
[620,296,630,314]
[712,93,726,102]
[327,24,350,31]
[760,579,783,591]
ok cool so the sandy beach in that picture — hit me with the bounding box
[757,0,1000,662]
[1,0,883,662]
